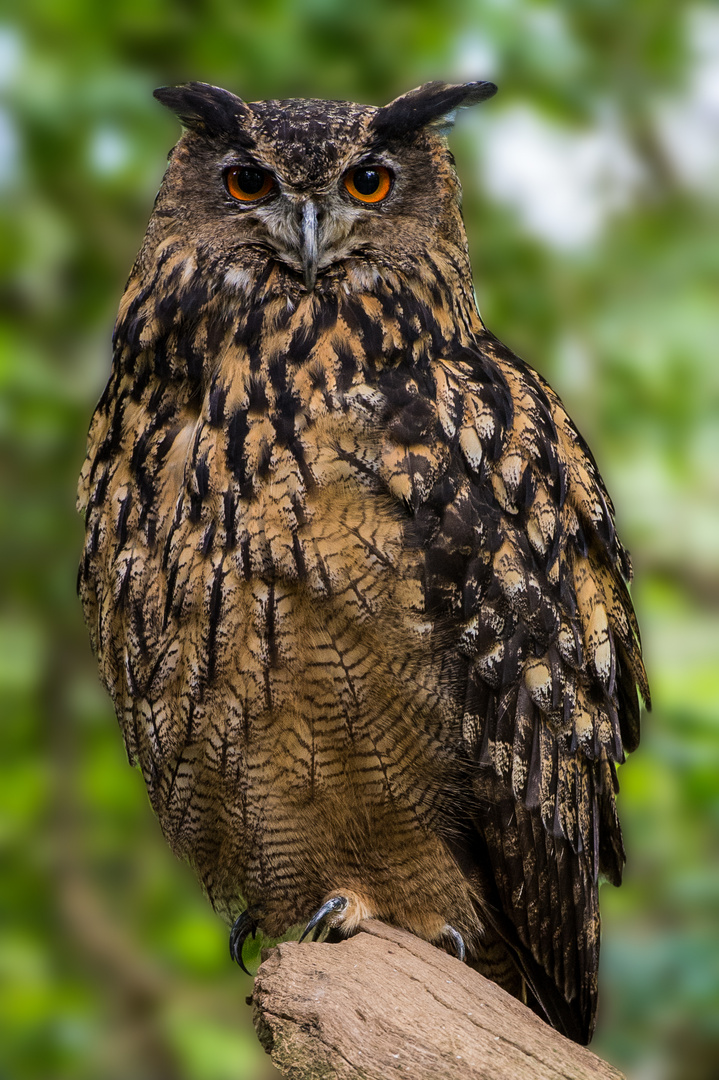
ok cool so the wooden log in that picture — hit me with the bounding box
[251,920,624,1080]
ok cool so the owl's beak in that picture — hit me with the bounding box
[300,200,318,291]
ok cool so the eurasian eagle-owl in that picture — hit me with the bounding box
[77,80,649,1044]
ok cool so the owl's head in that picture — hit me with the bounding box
[152,80,496,292]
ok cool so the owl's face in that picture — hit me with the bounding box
[151,80,496,292]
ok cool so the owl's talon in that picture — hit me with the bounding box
[440,923,466,963]
[229,910,258,974]
[299,896,348,943]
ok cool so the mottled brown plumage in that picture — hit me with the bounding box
[78,80,649,1044]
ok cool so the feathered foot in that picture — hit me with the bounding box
[298,893,467,964]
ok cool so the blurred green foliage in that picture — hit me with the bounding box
[1,2,718,1078]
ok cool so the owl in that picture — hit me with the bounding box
[78,80,649,1045]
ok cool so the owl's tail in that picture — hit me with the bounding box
[478,899,592,1045]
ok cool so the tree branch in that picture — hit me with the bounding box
[252,920,624,1080]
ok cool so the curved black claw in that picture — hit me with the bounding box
[299,896,348,944]
[229,910,258,975]
[441,923,466,963]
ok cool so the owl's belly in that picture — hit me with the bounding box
[176,625,477,944]
[143,465,474,937]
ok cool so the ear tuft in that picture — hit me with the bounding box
[154,82,252,140]
[371,80,497,141]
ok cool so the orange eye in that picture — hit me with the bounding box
[343,165,393,204]
[224,166,275,202]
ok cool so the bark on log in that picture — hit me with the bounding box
[252,919,624,1080]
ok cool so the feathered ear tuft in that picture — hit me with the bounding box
[154,82,253,141]
[371,80,497,141]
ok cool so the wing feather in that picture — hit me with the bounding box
[429,329,648,1041]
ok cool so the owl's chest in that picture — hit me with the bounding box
[150,396,450,785]
[213,405,425,614]
[155,382,446,711]
[172,356,447,592]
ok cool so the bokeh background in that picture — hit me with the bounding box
[2,2,718,1078]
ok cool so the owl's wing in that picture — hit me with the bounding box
[424,329,649,1043]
